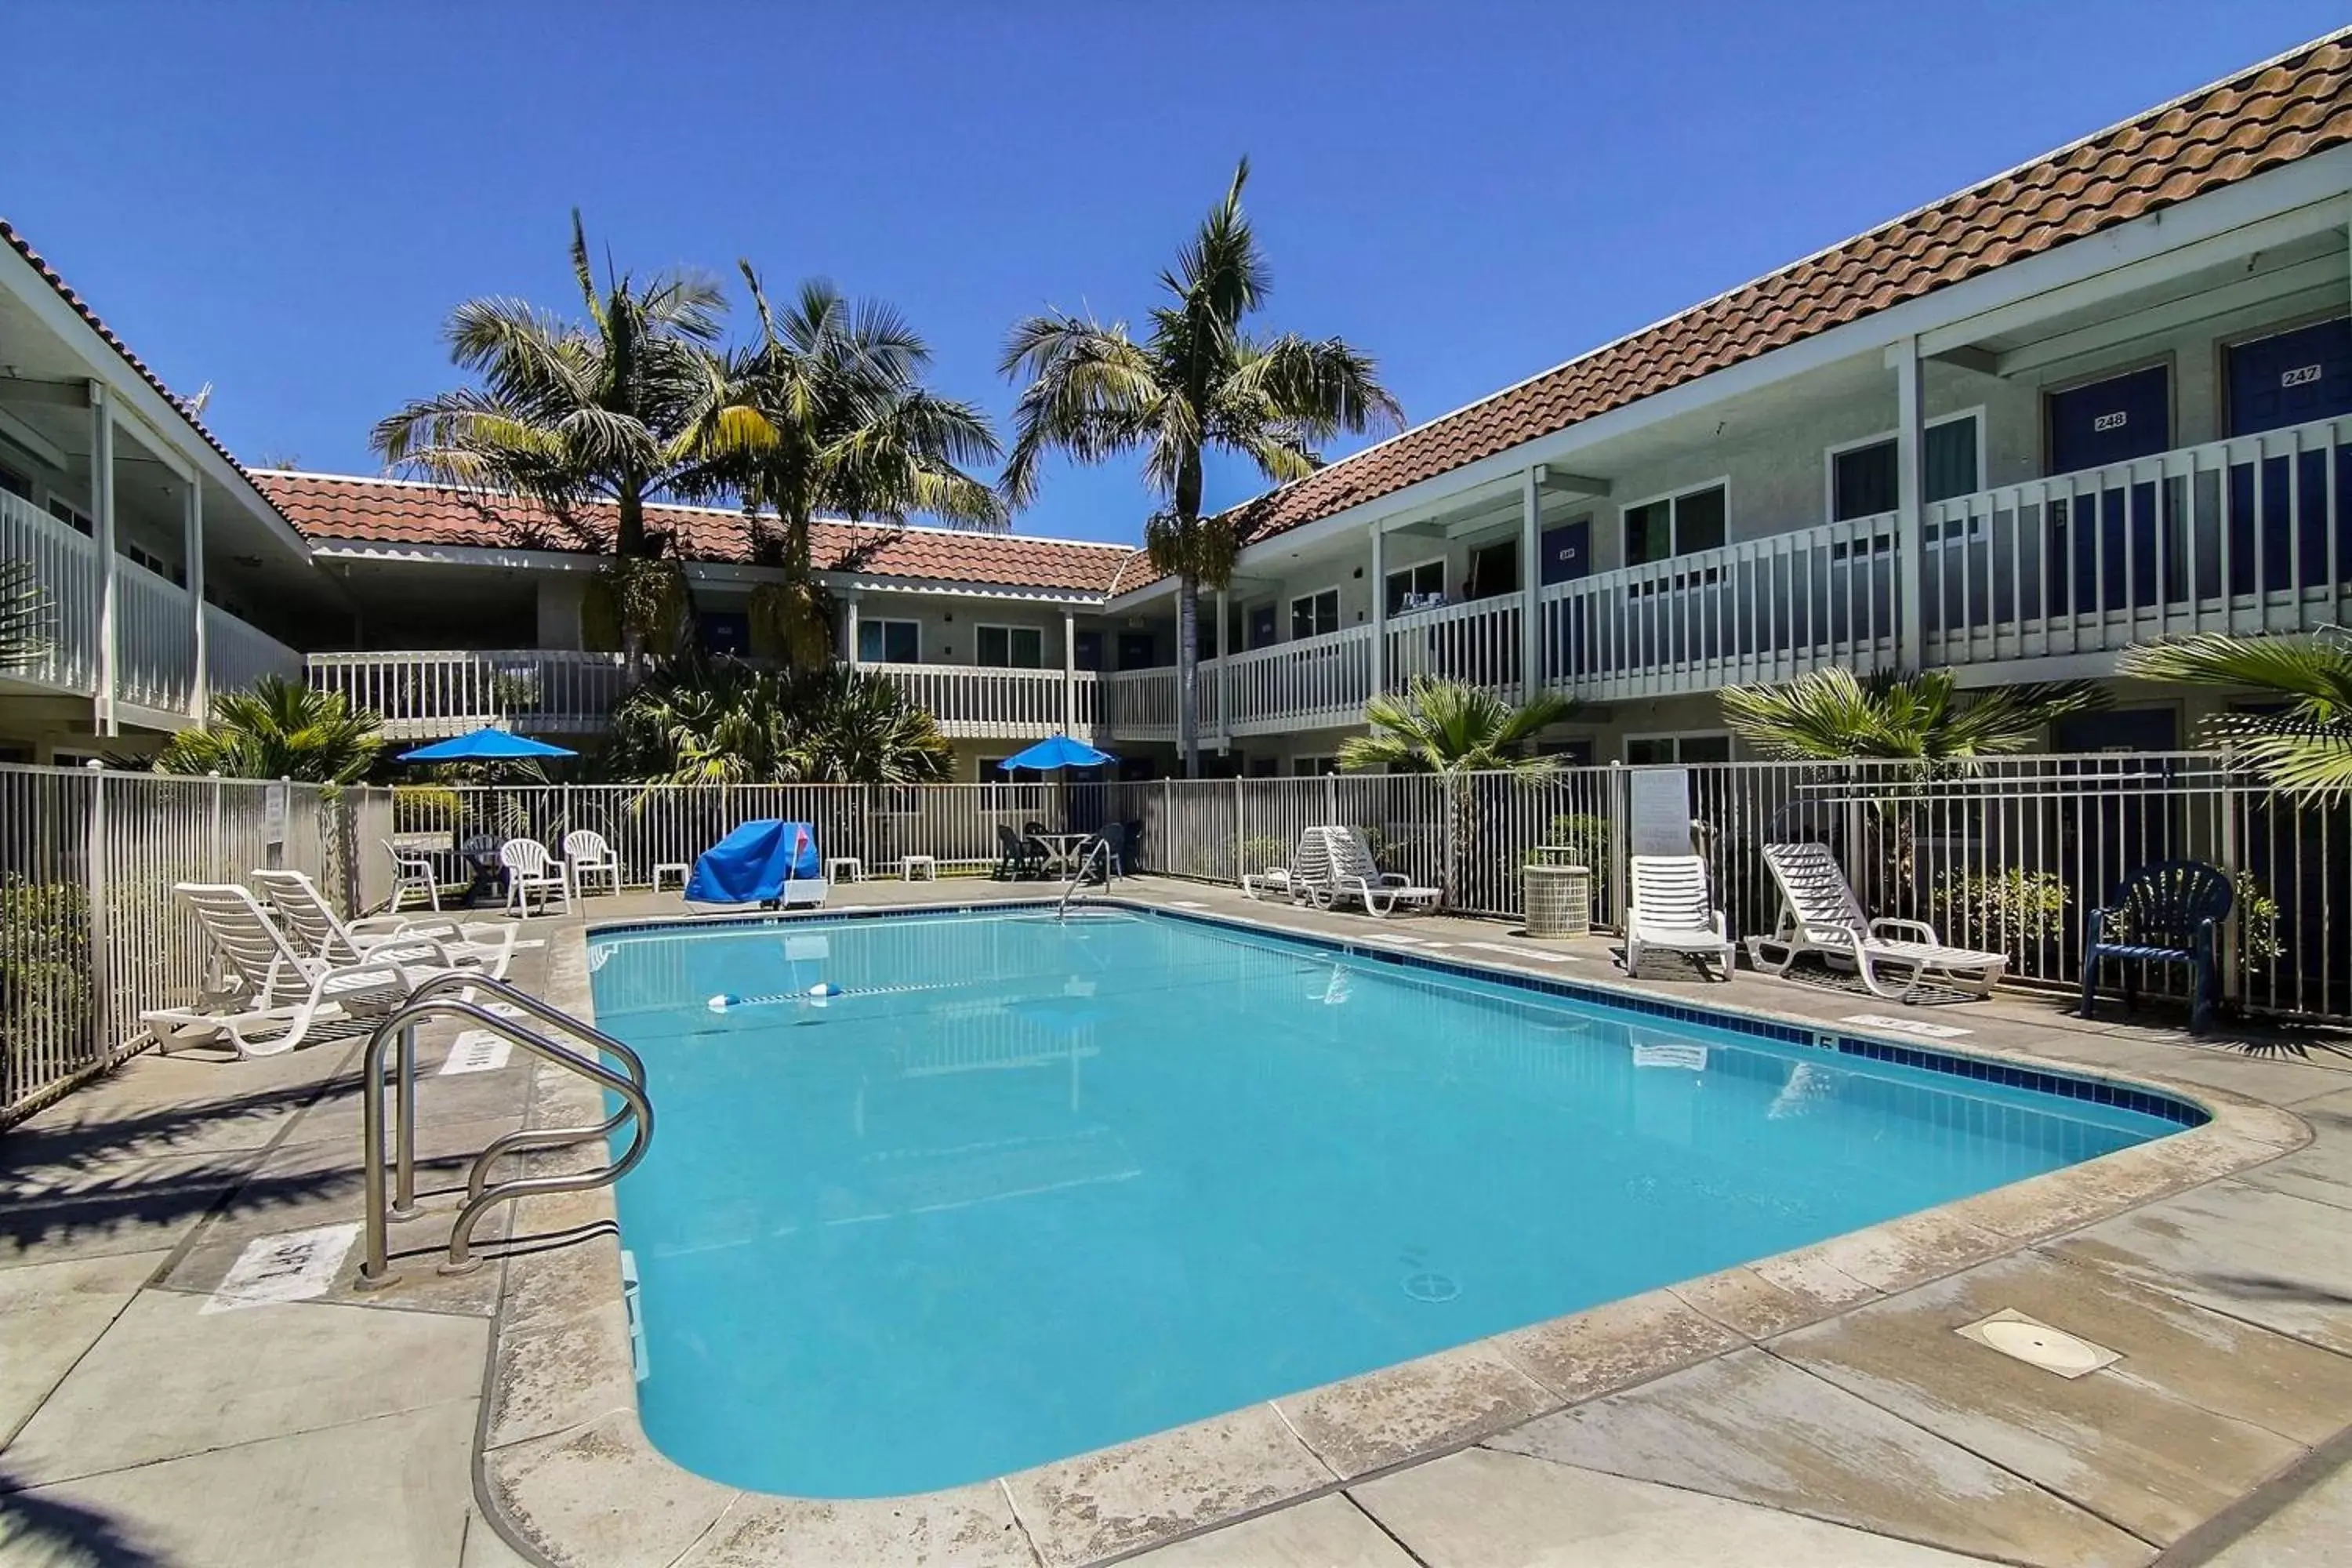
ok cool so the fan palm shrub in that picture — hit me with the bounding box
[1000,159,1402,777]
[1721,666,2103,909]
[371,211,758,662]
[1338,677,1577,906]
[2118,629,2352,798]
[602,660,950,786]
[154,674,384,783]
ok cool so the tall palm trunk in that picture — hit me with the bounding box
[615,477,648,670]
[1174,452,1205,779]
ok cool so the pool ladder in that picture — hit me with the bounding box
[356,971,653,1290]
[1056,837,1114,922]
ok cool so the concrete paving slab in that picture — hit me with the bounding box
[1352,1445,2007,1567]
[3,1287,488,1486]
[1668,1254,1881,1339]
[0,1249,166,1443]
[485,1408,742,1568]
[1000,1402,1336,1568]
[1485,1347,2151,1566]
[670,1481,1036,1568]
[1123,1493,1415,1567]
[2201,1452,2352,1568]
[0,1146,266,1266]
[486,1296,635,1450]
[1493,1283,1745,1404]
[286,1062,534,1151]
[1770,1249,2352,1544]
[462,1511,544,1568]
[2,1396,476,1568]
[2047,1181,2352,1355]
[1274,1341,1557,1479]
[2022,1038,2351,1106]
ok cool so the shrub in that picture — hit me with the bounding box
[1930,869,2068,959]
[0,877,94,1097]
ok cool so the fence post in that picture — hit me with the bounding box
[1607,761,1628,935]
[208,770,223,880]
[1232,776,1244,884]
[83,760,110,1064]
[1443,774,1459,910]
[1323,771,1337,829]
[2217,764,2242,1005]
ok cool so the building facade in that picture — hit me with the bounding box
[4,33,2350,773]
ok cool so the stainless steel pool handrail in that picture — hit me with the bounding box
[357,972,652,1289]
[1056,837,1112,923]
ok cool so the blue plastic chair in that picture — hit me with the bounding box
[2081,859,2234,1034]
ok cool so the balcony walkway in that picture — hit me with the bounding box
[4,877,2350,1566]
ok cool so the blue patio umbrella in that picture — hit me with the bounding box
[996,734,1116,771]
[397,727,579,762]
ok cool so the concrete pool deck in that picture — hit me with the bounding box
[4,874,2351,1566]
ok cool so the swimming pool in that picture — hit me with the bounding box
[586,905,2193,1499]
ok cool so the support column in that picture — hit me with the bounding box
[184,477,208,718]
[1061,607,1076,735]
[1893,336,1926,672]
[1214,588,1230,753]
[1519,465,1544,702]
[89,384,118,737]
[839,589,861,663]
[1370,524,1387,699]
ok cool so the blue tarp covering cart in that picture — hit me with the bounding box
[685,820,827,908]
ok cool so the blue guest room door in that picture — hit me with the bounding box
[1539,517,1592,684]
[2046,365,2171,613]
[2225,315,2352,594]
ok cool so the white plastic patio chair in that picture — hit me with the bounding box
[140,884,413,1058]
[563,829,622,898]
[384,838,441,913]
[1746,840,2008,1000]
[1624,855,1735,980]
[500,838,570,917]
[251,868,517,981]
[1241,832,1332,904]
[1301,826,1441,917]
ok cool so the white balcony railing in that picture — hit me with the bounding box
[1219,624,1373,733]
[0,489,102,694]
[204,604,304,699]
[307,649,633,740]
[1385,594,1522,696]
[1922,412,2352,665]
[1539,511,1901,701]
[111,557,197,716]
[861,662,1095,739]
[1105,667,1179,741]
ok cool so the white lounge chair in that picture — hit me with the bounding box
[384,837,442,913]
[1747,840,2007,1000]
[563,829,622,898]
[1301,826,1441,918]
[140,884,414,1058]
[1242,832,1333,904]
[1624,855,1735,979]
[250,869,517,982]
[500,838,570,917]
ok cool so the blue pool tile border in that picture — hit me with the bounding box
[589,900,2209,1131]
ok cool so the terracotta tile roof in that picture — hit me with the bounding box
[256,470,1134,595]
[1,218,294,528]
[1120,31,2352,593]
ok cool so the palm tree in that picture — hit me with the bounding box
[602,660,951,786]
[2120,630,2352,798]
[370,211,756,660]
[1719,667,2103,763]
[719,272,1004,666]
[1000,158,1402,777]
[0,559,48,672]
[1338,677,1577,906]
[154,675,384,784]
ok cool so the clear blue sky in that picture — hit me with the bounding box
[5,2,2342,545]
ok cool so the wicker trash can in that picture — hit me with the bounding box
[1523,858,1592,939]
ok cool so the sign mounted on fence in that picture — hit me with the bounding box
[1628,768,1694,856]
[263,784,288,847]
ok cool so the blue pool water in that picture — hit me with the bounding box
[587,907,2186,1498]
